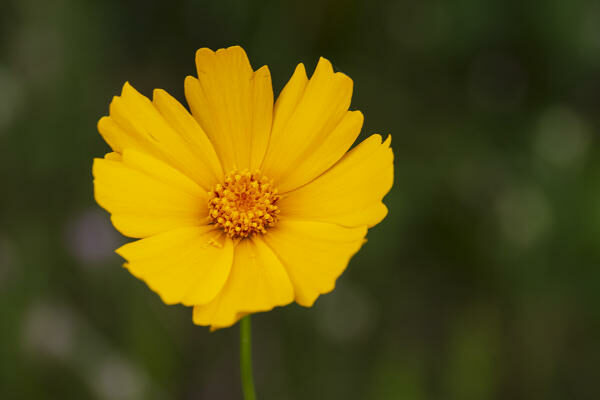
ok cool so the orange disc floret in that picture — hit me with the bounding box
[208,170,281,238]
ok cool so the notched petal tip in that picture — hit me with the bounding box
[375,134,395,163]
[315,56,333,73]
[195,47,215,62]
[121,81,136,95]
[365,133,385,145]
[365,133,391,148]
[120,81,151,102]
[253,64,271,80]
[195,45,251,75]
[313,56,353,84]
[336,72,353,91]
[347,109,364,126]
[383,134,392,146]
[109,95,120,108]
[219,44,246,54]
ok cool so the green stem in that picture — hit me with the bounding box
[240,315,257,400]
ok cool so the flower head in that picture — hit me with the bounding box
[93,46,393,329]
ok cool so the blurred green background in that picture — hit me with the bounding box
[1,0,600,399]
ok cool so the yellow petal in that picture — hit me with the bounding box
[193,237,294,329]
[117,227,234,306]
[262,220,366,307]
[93,150,208,238]
[104,152,122,161]
[120,149,204,196]
[261,57,357,192]
[152,89,223,186]
[278,134,394,228]
[184,46,273,172]
[98,82,222,190]
[270,63,309,143]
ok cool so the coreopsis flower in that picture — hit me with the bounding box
[93,46,393,329]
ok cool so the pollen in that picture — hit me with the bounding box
[208,170,281,238]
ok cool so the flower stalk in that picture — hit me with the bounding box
[240,315,257,400]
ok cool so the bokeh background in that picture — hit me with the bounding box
[1,0,600,399]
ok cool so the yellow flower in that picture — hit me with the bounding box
[93,46,393,330]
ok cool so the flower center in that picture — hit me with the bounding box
[208,170,281,238]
